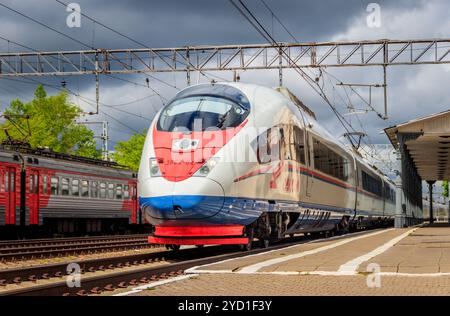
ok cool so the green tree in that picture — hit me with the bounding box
[0,85,100,158]
[111,131,146,171]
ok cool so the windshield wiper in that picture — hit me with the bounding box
[216,111,231,129]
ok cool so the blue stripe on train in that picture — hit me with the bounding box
[138,195,380,227]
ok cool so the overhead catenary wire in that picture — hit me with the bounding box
[229,0,361,147]
[256,0,386,135]
[0,76,143,133]
[0,2,94,49]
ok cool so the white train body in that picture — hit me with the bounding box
[138,83,395,246]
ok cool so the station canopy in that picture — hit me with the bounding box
[385,110,450,181]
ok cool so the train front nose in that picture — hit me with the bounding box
[139,177,225,222]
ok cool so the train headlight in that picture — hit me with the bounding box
[149,158,161,177]
[194,157,220,177]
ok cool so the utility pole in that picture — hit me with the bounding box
[102,121,109,161]
[77,121,109,161]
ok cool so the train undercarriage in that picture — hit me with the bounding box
[157,210,395,252]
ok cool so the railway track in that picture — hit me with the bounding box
[0,229,381,296]
[0,234,149,248]
[0,235,158,261]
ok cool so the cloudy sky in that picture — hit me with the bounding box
[0,0,449,150]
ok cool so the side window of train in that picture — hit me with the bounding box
[124,185,130,200]
[362,171,382,196]
[51,177,59,195]
[100,182,106,199]
[61,178,70,196]
[384,185,396,203]
[43,176,48,195]
[81,180,89,197]
[116,184,123,199]
[108,183,115,199]
[90,181,98,198]
[72,179,80,196]
[313,138,349,181]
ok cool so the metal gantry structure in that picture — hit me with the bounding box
[1,39,450,76]
[2,38,450,120]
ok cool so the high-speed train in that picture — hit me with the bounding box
[138,82,396,249]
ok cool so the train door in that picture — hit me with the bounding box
[131,183,138,224]
[4,167,16,225]
[28,169,39,225]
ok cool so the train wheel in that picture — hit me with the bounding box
[260,238,270,248]
[166,244,180,251]
[240,227,254,251]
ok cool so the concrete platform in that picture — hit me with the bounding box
[125,225,450,296]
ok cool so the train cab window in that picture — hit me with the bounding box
[91,181,98,198]
[43,176,48,195]
[293,126,305,164]
[61,178,70,196]
[81,180,89,197]
[124,185,130,199]
[116,184,123,199]
[71,179,80,196]
[5,171,9,192]
[108,183,115,199]
[253,127,281,164]
[100,182,106,198]
[157,96,249,132]
[51,177,59,195]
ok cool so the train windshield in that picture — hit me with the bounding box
[157,96,249,132]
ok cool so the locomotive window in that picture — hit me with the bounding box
[91,181,98,198]
[108,183,115,199]
[157,96,249,132]
[43,176,48,195]
[99,182,106,199]
[81,180,89,197]
[313,138,349,182]
[51,177,59,195]
[5,171,8,192]
[116,184,123,199]
[61,178,70,196]
[124,185,130,199]
[293,126,305,164]
[72,179,80,196]
[362,171,382,197]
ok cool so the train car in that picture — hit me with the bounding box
[138,82,396,249]
[0,146,139,237]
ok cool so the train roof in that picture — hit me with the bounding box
[0,145,131,171]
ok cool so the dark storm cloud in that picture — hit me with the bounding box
[0,0,448,147]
